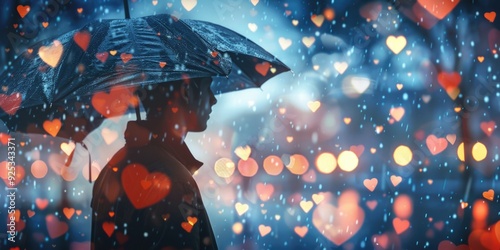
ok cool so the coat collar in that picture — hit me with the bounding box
[123,121,203,173]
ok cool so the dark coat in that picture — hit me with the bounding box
[91,121,218,250]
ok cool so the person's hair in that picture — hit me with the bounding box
[138,80,183,120]
[138,77,212,120]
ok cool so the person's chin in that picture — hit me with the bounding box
[189,124,208,132]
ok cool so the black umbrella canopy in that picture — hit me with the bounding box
[0,13,290,140]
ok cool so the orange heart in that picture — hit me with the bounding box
[38,40,63,68]
[91,86,135,118]
[363,178,378,192]
[390,107,405,122]
[63,207,75,219]
[258,224,272,237]
[426,134,448,155]
[121,164,171,209]
[102,221,115,237]
[45,214,69,239]
[43,118,62,137]
[0,162,25,187]
[187,216,198,225]
[483,189,494,201]
[120,53,133,63]
[484,12,496,23]
[42,22,49,28]
[36,198,49,210]
[95,52,109,63]
[393,217,410,234]
[294,226,308,237]
[480,121,496,137]
[255,61,270,76]
[417,0,459,20]
[17,5,30,18]
[312,190,364,245]
[390,175,402,187]
[77,8,83,14]
[159,61,167,68]
[311,14,325,27]
[256,183,274,202]
[73,31,91,52]
[0,92,22,115]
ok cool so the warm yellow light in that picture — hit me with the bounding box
[472,142,487,162]
[232,222,243,234]
[457,142,465,162]
[337,151,358,172]
[393,145,412,166]
[286,154,309,175]
[263,155,284,176]
[315,153,337,174]
[214,158,235,178]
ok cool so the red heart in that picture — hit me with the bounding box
[102,221,115,237]
[480,121,496,137]
[121,164,171,209]
[437,72,461,91]
[16,5,30,18]
[45,214,69,239]
[181,221,194,233]
[255,61,270,76]
[0,93,22,115]
[417,0,459,20]
[36,198,49,210]
[91,86,135,118]
[95,52,109,63]
[73,31,91,52]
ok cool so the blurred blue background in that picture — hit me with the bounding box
[1,0,500,249]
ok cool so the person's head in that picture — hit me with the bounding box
[139,77,217,133]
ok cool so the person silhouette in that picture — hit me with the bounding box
[91,76,218,249]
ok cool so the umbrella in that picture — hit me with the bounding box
[0,13,290,181]
[0,13,289,138]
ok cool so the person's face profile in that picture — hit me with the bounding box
[181,77,217,132]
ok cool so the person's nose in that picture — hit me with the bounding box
[210,92,217,106]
